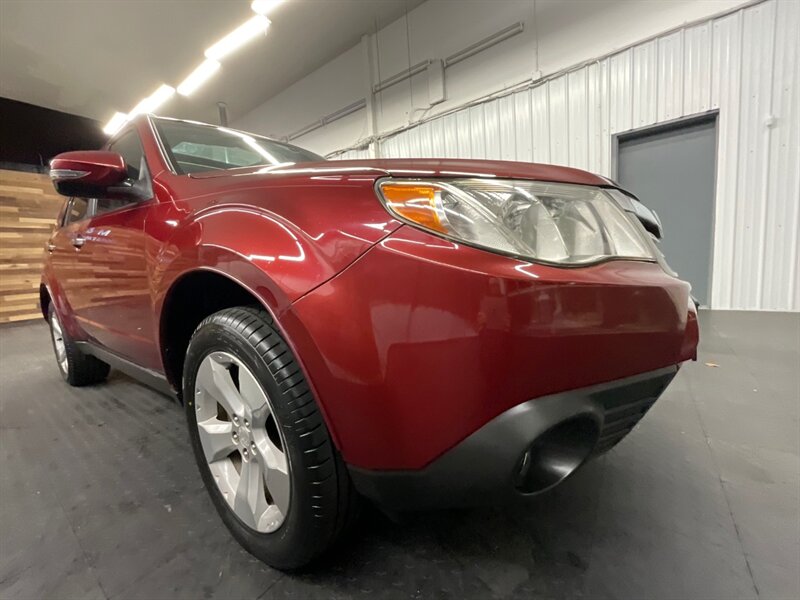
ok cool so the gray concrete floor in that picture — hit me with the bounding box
[1,311,798,599]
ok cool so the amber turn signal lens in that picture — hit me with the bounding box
[380,183,448,233]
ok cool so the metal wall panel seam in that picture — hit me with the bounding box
[756,2,778,308]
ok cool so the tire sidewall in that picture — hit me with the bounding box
[183,320,327,569]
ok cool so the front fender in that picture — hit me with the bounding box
[40,269,84,340]
[154,207,323,315]
[149,182,401,445]
[151,208,374,451]
[154,200,398,315]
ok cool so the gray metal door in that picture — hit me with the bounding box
[617,117,717,305]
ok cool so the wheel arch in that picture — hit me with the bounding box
[39,283,51,321]
[156,266,341,450]
[158,267,273,393]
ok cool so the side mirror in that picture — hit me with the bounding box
[49,151,142,200]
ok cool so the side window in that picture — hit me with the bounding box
[63,197,90,226]
[108,130,145,181]
[95,196,132,214]
[95,129,149,216]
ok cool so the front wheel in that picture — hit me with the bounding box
[183,307,358,570]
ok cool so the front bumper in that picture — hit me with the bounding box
[348,366,677,510]
[286,224,697,471]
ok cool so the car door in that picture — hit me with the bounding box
[47,196,93,331]
[74,129,160,367]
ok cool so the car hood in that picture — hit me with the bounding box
[189,158,613,187]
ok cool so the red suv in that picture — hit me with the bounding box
[42,115,698,569]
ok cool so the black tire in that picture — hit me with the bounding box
[48,303,110,386]
[183,306,359,570]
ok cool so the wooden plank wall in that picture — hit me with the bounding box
[0,169,61,324]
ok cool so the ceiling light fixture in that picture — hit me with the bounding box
[104,2,282,132]
[103,112,129,135]
[205,15,270,61]
[177,59,221,96]
[148,84,176,110]
[129,84,175,117]
[250,0,285,16]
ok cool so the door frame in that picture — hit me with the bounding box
[611,110,720,308]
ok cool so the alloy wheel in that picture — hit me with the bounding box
[50,312,68,375]
[193,351,291,533]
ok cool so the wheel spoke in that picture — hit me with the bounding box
[237,365,270,416]
[266,465,291,517]
[196,355,245,416]
[51,315,68,371]
[256,440,290,516]
[233,458,269,529]
[197,419,237,463]
[208,459,238,506]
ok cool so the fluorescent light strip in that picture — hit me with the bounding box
[147,84,175,111]
[128,97,151,118]
[205,15,270,61]
[104,1,284,133]
[129,84,175,117]
[251,0,284,15]
[103,112,129,135]
[103,83,173,136]
[177,59,221,96]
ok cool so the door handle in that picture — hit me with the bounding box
[46,242,56,253]
[72,235,86,249]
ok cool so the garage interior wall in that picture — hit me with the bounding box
[234,0,799,312]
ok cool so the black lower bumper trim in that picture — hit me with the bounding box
[348,366,678,510]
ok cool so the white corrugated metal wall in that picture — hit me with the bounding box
[334,0,799,311]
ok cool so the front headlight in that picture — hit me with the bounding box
[377,178,656,266]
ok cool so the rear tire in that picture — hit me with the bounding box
[48,303,110,386]
[183,306,359,570]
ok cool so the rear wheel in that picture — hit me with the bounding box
[48,303,110,386]
[183,306,358,569]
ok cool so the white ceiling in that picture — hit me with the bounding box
[0,0,423,126]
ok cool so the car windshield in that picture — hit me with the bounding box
[153,118,324,175]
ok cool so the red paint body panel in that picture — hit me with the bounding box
[289,225,693,469]
[42,115,699,473]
